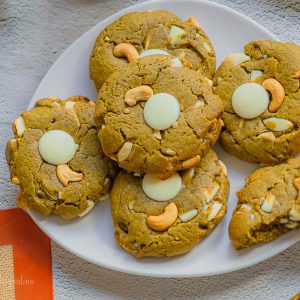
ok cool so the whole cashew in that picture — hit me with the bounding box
[186,16,200,28]
[262,78,285,113]
[57,164,84,186]
[125,85,153,106]
[182,155,201,169]
[113,43,139,62]
[146,202,178,231]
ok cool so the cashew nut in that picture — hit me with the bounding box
[146,202,178,231]
[182,155,201,169]
[292,71,300,79]
[117,142,133,162]
[262,78,285,113]
[56,164,84,186]
[186,16,200,28]
[113,43,139,62]
[124,85,153,106]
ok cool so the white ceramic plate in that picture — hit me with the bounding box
[28,0,300,277]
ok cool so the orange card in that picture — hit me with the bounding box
[0,208,53,300]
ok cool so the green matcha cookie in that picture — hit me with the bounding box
[6,96,116,220]
[229,157,300,250]
[111,150,229,258]
[213,40,300,164]
[90,10,215,90]
[95,55,223,177]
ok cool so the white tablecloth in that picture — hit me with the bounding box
[1,0,299,298]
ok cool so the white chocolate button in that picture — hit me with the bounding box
[140,49,170,58]
[227,53,251,65]
[168,26,186,47]
[232,83,269,119]
[39,130,78,165]
[144,93,180,130]
[142,172,182,202]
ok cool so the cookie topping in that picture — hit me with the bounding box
[262,78,285,113]
[231,83,269,119]
[38,130,78,165]
[14,116,26,137]
[140,49,169,57]
[56,164,83,186]
[227,53,250,65]
[207,202,222,221]
[168,25,186,47]
[171,57,183,67]
[143,93,180,130]
[289,205,300,221]
[146,202,178,231]
[260,193,275,213]
[204,183,220,203]
[117,142,133,162]
[113,43,139,62]
[179,209,198,222]
[78,200,95,217]
[250,70,263,81]
[125,85,153,106]
[263,117,293,131]
[142,172,182,201]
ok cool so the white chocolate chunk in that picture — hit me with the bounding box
[142,172,182,202]
[65,101,75,109]
[218,160,227,175]
[203,42,211,53]
[144,93,180,130]
[203,204,209,211]
[179,209,198,222]
[258,132,275,141]
[204,77,213,86]
[232,83,269,119]
[250,70,263,81]
[38,130,78,165]
[153,129,162,140]
[240,204,252,211]
[250,213,255,221]
[52,102,61,107]
[261,193,275,213]
[285,222,298,229]
[128,202,134,210]
[262,54,267,59]
[78,200,95,217]
[194,100,204,107]
[227,53,251,65]
[14,116,26,137]
[140,49,170,58]
[263,117,293,132]
[207,202,222,221]
[289,206,300,221]
[171,57,183,67]
[168,26,186,47]
[117,142,133,162]
[217,77,222,84]
[280,217,289,224]
[204,183,220,203]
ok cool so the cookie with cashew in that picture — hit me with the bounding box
[229,157,300,250]
[89,10,215,90]
[6,96,116,220]
[110,150,229,258]
[213,40,300,164]
[95,55,223,177]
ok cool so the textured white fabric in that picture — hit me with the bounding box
[0,0,299,299]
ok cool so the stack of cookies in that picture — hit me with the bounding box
[6,10,300,257]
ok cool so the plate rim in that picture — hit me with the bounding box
[27,0,300,278]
